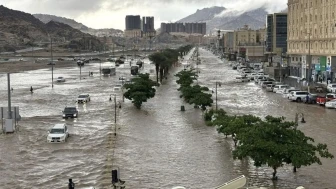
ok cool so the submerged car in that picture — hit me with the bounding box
[62,107,78,118]
[47,123,69,143]
[77,94,90,103]
[57,76,65,82]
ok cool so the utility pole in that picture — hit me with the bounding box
[80,64,82,81]
[215,82,218,111]
[308,33,311,92]
[114,94,117,136]
[7,73,12,119]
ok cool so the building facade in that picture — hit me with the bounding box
[266,13,288,55]
[160,22,206,35]
[125,15,156,38]
[225,25,266,61]
[287,0,336,83]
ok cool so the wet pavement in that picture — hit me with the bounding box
[0,48,335,189]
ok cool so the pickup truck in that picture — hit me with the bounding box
[316,93,336,105]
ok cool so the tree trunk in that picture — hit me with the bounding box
[155,64,159,83]
[159,67,164,83]
[272,166,278,180]
[293,166,297,172]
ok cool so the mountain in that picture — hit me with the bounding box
[0,5,104,51]
[177,6,268,33]
[33,14,123,37]
[178,6,225,23]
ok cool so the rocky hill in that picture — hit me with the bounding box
[33,14,123,37]
[177,6,268,33]
[0,5,104,52]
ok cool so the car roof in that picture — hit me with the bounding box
[79,94,89,96]
[53,124,65,128]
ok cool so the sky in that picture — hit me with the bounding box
[0,0,287,30]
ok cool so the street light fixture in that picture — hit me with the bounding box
[48,34,54,88]
[212,81,222,111]
[99,59,102,80]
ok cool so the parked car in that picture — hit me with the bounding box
[303,94,319,104]
[316,93,336,106]
[282,89,300,99]
[47,123,69,143]
[235,76,250,82]
[62,107,78,119]
[327,83,336,93]
[288,91,309,102]
[266,84,276,92]
[57,76,65,82]
[261,81,274,88]
[273,85,289,93]
[325,99,336,109]
[77,94,90,103]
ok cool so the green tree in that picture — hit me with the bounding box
[149,52,167,83]
[123,73,157,109]
[175,69,198,88]
[231,115,334,180]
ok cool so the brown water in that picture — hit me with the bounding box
[0,49,335,189]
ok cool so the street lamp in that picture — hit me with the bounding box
[212,81,221,111]
[99,59,102,80]
[48,34,54,88]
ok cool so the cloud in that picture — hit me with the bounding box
[0,0,287,29]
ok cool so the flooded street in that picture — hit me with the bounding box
[0,48,336,189]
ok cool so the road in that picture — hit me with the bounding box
[0,48,335,189]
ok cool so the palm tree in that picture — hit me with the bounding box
[149,52,166,83]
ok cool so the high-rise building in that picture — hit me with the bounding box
[266,13,287,55]
[125,15,142,38]
[287,0,336,82]
[142,16,156,37]
[125,15,156,38]
[160,22,206,35]
[125,15,141,30]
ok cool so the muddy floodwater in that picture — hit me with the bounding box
[0,49,336,189]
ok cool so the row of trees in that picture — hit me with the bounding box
[124,45,193,109]
[149,45,192,84]
[175,69,213,110]
[204,109,334,180]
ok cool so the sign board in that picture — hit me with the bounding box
[0,107,21,121]
[228,54,237,61]
[327,56,331,72]
[273,56,281,63]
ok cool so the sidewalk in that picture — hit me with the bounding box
[283,76,328,93]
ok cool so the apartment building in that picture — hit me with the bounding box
[231,25,266,61]
[287,0,336,82]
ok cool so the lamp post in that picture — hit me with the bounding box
[49,35,54,88]
[213,81,221,111]
[99,59,102,80]
[217,30,221,54]
[114,94,117,136]
[307,32,311,93]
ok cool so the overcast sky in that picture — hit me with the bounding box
[1,0,287,30]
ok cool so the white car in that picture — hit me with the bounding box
[236,76,250,82]
[282,89,300,99]
[77,94,90,103]
[288,91,309,102]
[273,85,289,93]
[327,83,336,93]
[113,84,122,92]
[57,76,65,82]
[325,99,336,108]
[47,124,69,143]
